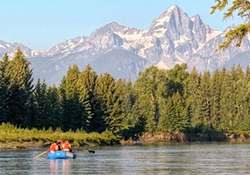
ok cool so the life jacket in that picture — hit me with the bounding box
[62,142,71,151]
[59,142,64,150]
[50,143,58,152]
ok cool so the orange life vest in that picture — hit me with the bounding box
[50,143,58,152]
[59,142,64,150]
[63,142,71,151]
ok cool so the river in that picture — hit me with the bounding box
[0,142,250,174]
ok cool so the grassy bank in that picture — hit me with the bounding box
[2,123,250,149]
[0,123,119,149]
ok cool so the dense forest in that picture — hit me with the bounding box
[1,48,250,140]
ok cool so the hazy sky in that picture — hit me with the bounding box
[1,0,243,50]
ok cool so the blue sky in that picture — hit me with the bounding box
[0,0,243,50]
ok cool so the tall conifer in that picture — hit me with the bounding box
[0,53,10,123]
[134,66,167,131]
[59,65,82,131]
[184,67,201,131]
[77,65,97,132]
[94,73,124,134]
[5,48,33,127]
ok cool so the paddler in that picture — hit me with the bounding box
[62,140,72,152]
[50,141,58,153]
[57,140,64,151]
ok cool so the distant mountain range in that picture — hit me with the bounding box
[1,5,250,86]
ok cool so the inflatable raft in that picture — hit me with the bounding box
[48,151,76,159]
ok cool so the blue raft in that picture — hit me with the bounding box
[48,151,76,159]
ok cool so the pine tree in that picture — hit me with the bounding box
[77,65,97,132]
[159,92,188,132]
[210,69,222,130]
[183,67,201,132]
[32,79,50,129]
[5,48,34,127]
[198,71,212,131]
[0,53,10,123]
[119,79,142,139]
[241,65,250,130]
[166,64,189,96]
[231,64,245,130]
[59,65,82,131]
[134,66,168,132]
[94,73,124,134]
[111,78,130,135]
[7,48,33,91]
[219,67,235,131]
[46,85,63,129]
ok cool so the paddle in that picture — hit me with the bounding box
[33,149,49,159]
[83,149,95,154]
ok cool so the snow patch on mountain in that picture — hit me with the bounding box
[1,5,250,86]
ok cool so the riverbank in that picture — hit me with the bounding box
[1,123,250,149]
[121,132,250,145]
[0,123,119,149]
[1,132,249,149]
[0,136,118,150]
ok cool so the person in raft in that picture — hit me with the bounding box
[57,140,64,151]
[50,141,59,153]
[62,140,72,152]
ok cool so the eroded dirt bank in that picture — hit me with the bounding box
[121,132,250,145]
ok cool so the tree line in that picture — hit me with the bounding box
[1,48,250,139]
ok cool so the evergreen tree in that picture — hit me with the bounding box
[159,92,188,132]
[231,64,245,129]
[119,79,143,139]
[77,65,97,132]
[184,67,201,132]
[46,85,63,129]
[166,64,189,96]
[59,65,82,131]
[111,78,133,135]
[95,73,124,134]
[210,69,222,130]
[0,53,10,123]
[7,48,33,91]
[5,48,33,127]
[198,71,212,131]
[241,65,250,130]
[32,79,50,129]
[134,66,168,132]
[158,64,189,132]
[219,67,235,131]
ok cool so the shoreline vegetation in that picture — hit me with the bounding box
[1,123,250,150]
[0,123,119,149]
[3,49,250,150]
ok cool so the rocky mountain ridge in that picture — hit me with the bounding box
[1,5,250,85]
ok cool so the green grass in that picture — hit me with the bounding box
[0,123,119,149]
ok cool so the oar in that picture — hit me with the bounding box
[33,149,49,159]
[83,149,95,154]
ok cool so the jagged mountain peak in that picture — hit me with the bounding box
[0,41,33,59]
[45,36,87,56]
[90,22,127,37]
[191,14,202,24]
[160,5,182,17]
[149,5,190,32]
[1,5,250,86]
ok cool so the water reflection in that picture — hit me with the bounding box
[2,143,250,174]
[50,159,71,175]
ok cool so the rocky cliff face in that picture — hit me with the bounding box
[1,5,250,86]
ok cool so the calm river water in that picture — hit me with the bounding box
[0,143,250,174]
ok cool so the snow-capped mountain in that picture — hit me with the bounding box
[1,5,250,86]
